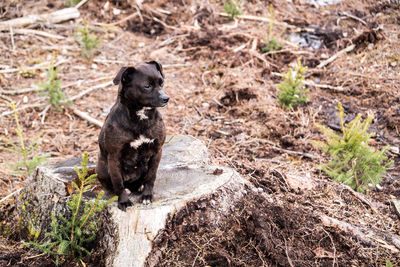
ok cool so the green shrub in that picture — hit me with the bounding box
[277,61,309,110]
[25,152,117,265]
[315,102,393,193]
[37,57,70,111]
[224,0,241,20]
[75,20,102,60]
[0,102,49,177]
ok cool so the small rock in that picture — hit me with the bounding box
[257,187,264,193]
[375,184,383,191]
[202,103,210,109]
[91,64,98,69]
[333,200,342,205]
[103,1,110,10]
[23,95,28,103]
[389,146,399,154]
[113,8,121,15]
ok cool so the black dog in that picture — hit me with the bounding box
[96,61,169,211]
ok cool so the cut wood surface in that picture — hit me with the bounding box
[17,135,249,267]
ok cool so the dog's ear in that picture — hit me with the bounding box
[147,61,164,78]
[113,67,135,85]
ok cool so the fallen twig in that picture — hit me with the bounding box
[320,214,400,252]
[271,72,345,92]
[109,12,139,26]
[69,81,113,102]
[0,76,112,96]
[317,44,355,69]
[0,28,65,39]
[0,7,80,30]
[338,11,367,26]
[0,103,46,117]
[342,184,379,213]
[218,12,297,29]
[0,86,39,95]
[0,187,24,204]
[272,146,319,160]
[0,59,68,74]
[71,107,103,128]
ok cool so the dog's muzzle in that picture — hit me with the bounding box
[159,90,169,106]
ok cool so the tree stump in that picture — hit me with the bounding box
[17,135,249,267]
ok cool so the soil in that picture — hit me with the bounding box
[0,0,399,266]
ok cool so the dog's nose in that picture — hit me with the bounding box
[162,95,169,104]
[160,90,169,104]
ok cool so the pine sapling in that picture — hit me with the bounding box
[37,55,69,111]
[261,5,284,53]
[315,102,393,193]
[75,19,102,60]
[0,102,49,177]
[25,152,117,265]
[277,61,309,110]
[224,0,241,20]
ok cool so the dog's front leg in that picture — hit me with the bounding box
[108,153,132,211]
[141,148,162,204]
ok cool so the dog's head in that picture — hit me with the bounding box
[113,61,169,107]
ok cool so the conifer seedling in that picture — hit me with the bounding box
[0,102,49,177]
[315,102,393,193]
[25,152,117,265]
[277,61,309,110]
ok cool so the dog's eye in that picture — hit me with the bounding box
[144,84,152,90]
[159,79,164,87]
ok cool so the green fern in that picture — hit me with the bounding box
[1,102,49,177]
[315,102,393,193]
[25,152,117,265]
[277,61,309,110]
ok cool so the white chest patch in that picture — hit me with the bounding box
[130,135,154,149]
[136,107,152,120]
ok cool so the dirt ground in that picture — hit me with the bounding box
[0,0,399,266]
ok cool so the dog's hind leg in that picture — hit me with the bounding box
[96,154,113,192]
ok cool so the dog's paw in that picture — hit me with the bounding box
[140,194,153,205]
[118,198,133,211]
